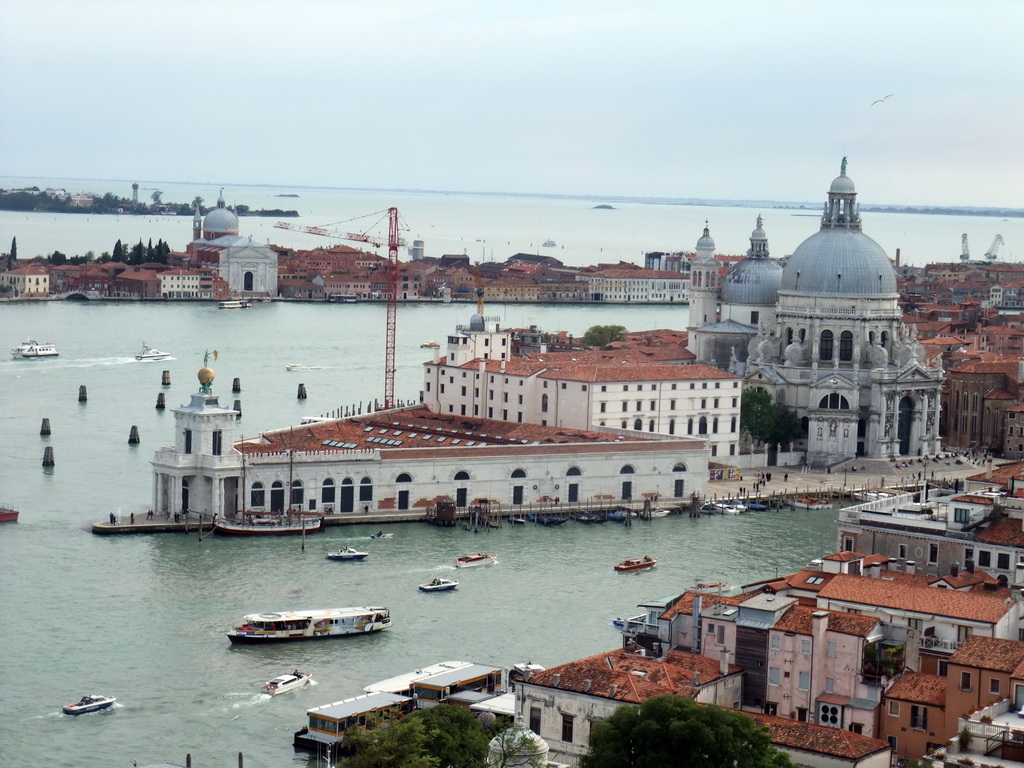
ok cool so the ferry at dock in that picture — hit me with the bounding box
[227,607,390,644]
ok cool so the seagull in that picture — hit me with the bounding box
[871,94,894,105]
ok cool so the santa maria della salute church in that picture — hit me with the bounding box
[687,160,943,466]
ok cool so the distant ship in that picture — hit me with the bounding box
[542,240,556,248]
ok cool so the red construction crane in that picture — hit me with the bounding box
[274,208,402,410]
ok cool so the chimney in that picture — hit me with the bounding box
[692,671,701,688]
[720,650,729,675]
[552,674,560,688]
[951,560,960,578]
[609,684,617,698]
[583,679,591,693]
[906,560,916,575]
[966,559,975,574]
[1018,357,1024,385]
[871,562,882,578]
[895,248,901,268]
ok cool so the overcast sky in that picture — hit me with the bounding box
[2,0,1021,207]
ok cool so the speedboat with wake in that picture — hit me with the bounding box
[63,694,116,715]
[262,671,312,695]
[134,342,171,361]
[419,578,459,592]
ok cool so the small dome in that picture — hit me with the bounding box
[829,173,857,194]
[780,229,896,296]
[203,206,238,237]
[469,313,485,332]
[751,222,766,240]
[722,258,783,306]
[696,225,715,251]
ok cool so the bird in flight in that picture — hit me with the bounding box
[871,94,894,105]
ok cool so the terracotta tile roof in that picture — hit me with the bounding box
[976,516,1024,547]
[951,358,1018,375]
[816,574,1014,624]
[660,591,745,622]
[885,672,947,707]
[985,388,1017,400]
[234,406,665,456]
[771,605,879,637]
[747,713,890,759]
[965,461,1024,485]
[949,495,997,505]
[949,636,1024,673]
[525,648,739,703]
[823,551,863,562]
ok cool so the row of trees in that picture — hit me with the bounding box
[338,699,794,767]
[42,238,172,267]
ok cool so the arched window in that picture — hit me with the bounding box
[454,470,470,481]
[566,467,582,476]
[633,419,643,431]
[730,416,737,432]
[396,473,412,483]
[672,463,687,498]
[290,480,304,506]
[359,477,373,502]
[818,393,850,410]
[712,417,719,433]
[541,394,549,412]
[786,327,793,346]
[698,416,708,435]
[621,421,627,429]
[673,463,687,472]
[511,469,527,479]
[668,418,676,435]
[820,330,834,361]
[839,331,853,361]
[321,478,336,504]
[620,465,635,474]
[688,418,694,435]
[648,420,655,432]
[250,481,265,507]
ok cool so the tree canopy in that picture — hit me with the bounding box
[581,696,795,768]
[404,704,492,768]
[583,324,627,349]
[740,388,803,447]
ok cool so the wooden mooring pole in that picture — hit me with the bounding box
[78,385,87,402]
[42,447,55,467]
[40,418,50,436]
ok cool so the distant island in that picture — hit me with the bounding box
[593,204,616,210]
[0,187,298,217]
[275,193,300,198]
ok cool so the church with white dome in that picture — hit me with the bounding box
[689,161,943,466]
[189,190,278,298]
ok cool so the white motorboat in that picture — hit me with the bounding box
[455,553,497,568]
[325,547,369,561]
[649,508,672,518]
[419,577,459,592]
[134,342,171,361]
[63,694,116,715]
[227,607,391,644]
[542,239,556,247]
[286,363,319,371]
[214,514,324,536]
[262,671,312,695]
[11,339,59,358]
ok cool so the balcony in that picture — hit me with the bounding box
[919,635,962,654]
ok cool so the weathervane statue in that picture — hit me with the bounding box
[198,349,218,394]
[841,156,847,175]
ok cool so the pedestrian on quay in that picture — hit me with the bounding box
[109,512,115,525]
[364,505,369,515]
[784,473,789,483]
[130,512,135,524]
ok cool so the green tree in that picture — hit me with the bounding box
[192,195,204,210]
[341,714,438,768]
[10,236,16,259]
[489,725,547,768]
[582,696,795,768]
[740,388,776,442]
[112,239,124,262]
[404,704,491,768]
[583,324,627,349]
[48,250,67,266]
[151,190,162,205]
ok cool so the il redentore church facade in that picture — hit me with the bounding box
[689,161,943,466]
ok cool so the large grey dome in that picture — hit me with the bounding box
[779,162,897,297]
[722,258,783,305]
[203,190,239,237]
[780,229,896,296]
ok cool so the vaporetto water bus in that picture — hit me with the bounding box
[226,607,391,644]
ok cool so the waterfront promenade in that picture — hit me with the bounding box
[90,453,998,535]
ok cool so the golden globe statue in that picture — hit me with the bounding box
[198,349,218,394]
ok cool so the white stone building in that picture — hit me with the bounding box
[423,314,743,459]
[189,190,278,298]
[579,267,688,303]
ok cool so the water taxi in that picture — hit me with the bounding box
[455,553,497,568]
[218,299,252,309]
[227,607,391,644]
[419,577,459,592]
[614,556,657,572]
[262,671,313,695]
[11,339,59,358]
[63,695,116,715]
[134,342,171,361]
[325,547,369,561]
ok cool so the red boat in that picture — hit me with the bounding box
[0,507,18,523]
[614,556,657,572]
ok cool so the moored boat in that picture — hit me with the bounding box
[325,547,368,561]
[11,339,58,358]
[214,513,323,536]
[792,495,832,510]
[648,508,671,518]
[614,556,657,572]
[227,607,391,644]
[0,506,19,523]
[218,299,252,309]
[134,342,171,361]
[606,509,632,522]
[572,513,605,523]
[262,671,312,695]
[509,517,527,525]
[455,553,497,568]
[526,513,567,526]
[419,577,459,592]
[63,694,116,715]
